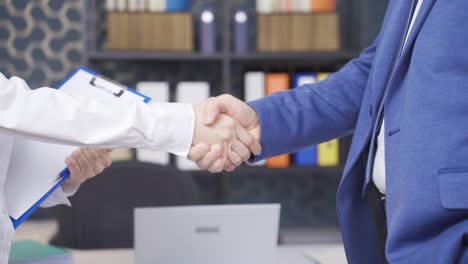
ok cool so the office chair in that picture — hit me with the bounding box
[50,161,200,249]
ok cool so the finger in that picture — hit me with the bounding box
[96,149,113,168]
[231,140,251,162]
[203,97,222,125]
[236,125,262,155]
[71,149,91,176]
[227,148,243,167]
[187,143,210,162]
[65,156,81,179]
[224,161,235,172]
[208,151,227,173]
[196,144,223,170]
[82,148,104,175]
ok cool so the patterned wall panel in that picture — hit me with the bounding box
[0,0,82,88]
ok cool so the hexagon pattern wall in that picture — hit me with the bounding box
[0,0,82,88]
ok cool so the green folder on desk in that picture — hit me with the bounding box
[9,240,72,264]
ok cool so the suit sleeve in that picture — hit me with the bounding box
[249,40,379,162]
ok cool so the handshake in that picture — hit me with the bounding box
[190,95,261,173]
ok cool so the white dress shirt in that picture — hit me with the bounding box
[372,0,424,194]
[0,73,195,263]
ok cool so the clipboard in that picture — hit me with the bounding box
[7,66,151,228]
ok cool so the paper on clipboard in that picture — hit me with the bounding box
[5,67,150,225]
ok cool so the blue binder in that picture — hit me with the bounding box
[293,73,318,166]
[10,66,150,229]
[166,0,191,12]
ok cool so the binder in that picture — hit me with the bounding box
[5,67,150,229]
[282,0,292,12]
[136,0,146,11]
[293,73,318,166]
[234,5,249,54]
[265,73,290,168]
[317,139,339,166]
[176,82,210,171]
[272,0,282,12]
[317,72,330,81]
[116,0,127,11]
[136,82,170,165]
[311,0,336,12]
[199,5,216,54]
[149,0,165,12]
[244,72,266,166]
[256,0,273,14]
[244,72,265,102]
[166,0,191,12]
[105,0,116,11]
[128,0,138,12]
[291,0,305,12]
[109,149,134,161]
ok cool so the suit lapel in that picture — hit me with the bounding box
[399,0,437,60]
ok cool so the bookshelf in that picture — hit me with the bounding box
[79,0,374,230]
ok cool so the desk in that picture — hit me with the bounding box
[14,220,347,264]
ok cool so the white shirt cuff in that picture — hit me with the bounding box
[40,186,71,208]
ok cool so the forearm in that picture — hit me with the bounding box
[0,74,194,155]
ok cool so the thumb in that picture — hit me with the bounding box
[203,97,222,125]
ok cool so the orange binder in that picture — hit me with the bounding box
[265,73,291,168]
[310,0,336,12]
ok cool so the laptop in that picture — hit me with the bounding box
[135,204,280,264]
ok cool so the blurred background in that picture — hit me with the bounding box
[0,0,388,261]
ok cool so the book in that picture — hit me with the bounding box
[244,72,266,166]
[136,82,170,165]
[9,240,72,264]
[293,73,318,166]
[265,73,290,168]
[176,82,210,171]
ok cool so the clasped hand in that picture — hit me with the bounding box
[190,95,261,173]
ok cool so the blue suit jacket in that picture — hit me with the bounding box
[250,0,468,263]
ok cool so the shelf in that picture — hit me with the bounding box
[87,51,224,61]
[87,50,358,64]
[231,51,358,63]
[229,165,345,177]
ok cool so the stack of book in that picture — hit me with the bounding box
[244,71,339,168]
[256,0,339,52]
[106,0,193,51]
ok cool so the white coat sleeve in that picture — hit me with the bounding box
[0,73,195,208]
[0,73,195,155]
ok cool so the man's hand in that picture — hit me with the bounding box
[64,148,113,189]
[189,95,261,172]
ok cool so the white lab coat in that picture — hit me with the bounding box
[0,73,195,263]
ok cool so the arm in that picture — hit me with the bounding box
[188,37,380,168]
[248,40,378,162]
[0,74,193,155]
